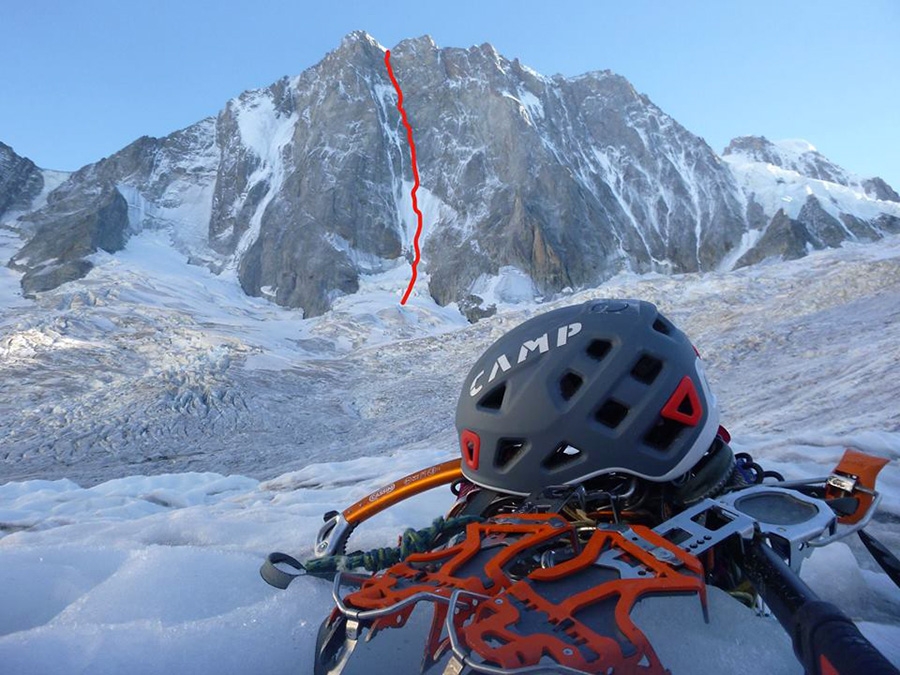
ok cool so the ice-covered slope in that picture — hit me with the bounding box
[3,225,900,488]
[0,229,469,484]
[722,136,900,268]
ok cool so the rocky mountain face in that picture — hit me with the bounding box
[0,143,44,221]
[5,121,218,295]
[3,33,900,317]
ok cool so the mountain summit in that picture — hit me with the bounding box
[3,33,899,316]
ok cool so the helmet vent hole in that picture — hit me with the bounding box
[478,383,506,411]
[559,371,584,401]
[595,400,629,428]
[644,418,685,450]
[542,443,583,470]
[586,339,612,361]
[652,318,672,335]
[631,355,663,384]
[495,439,526,469]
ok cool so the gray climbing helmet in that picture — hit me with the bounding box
[455,299,720,495]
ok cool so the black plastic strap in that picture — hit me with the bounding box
[260,551,306,590]
[859,529,900,589]
[455,488,499,518]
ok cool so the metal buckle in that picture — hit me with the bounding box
[827,474,857,493]
[315,511,355,557]
[517,484,587,515]
[331,571,453,622]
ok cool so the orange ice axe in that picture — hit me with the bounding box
[314,459,463,557]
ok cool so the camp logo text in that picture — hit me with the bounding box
[469,322,582,397]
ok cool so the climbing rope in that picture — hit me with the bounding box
[261,515,482,588]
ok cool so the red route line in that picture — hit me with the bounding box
[384,50,423,305]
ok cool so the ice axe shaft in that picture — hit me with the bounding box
[740,537,898,675]
[342,459,462,525]
[314,459,463,558]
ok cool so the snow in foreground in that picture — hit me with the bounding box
[2,233,900,672]
[1,440,899,674]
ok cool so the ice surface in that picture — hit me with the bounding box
[0,451,457,674]
[469,265,539,307]
[2,224,900,672]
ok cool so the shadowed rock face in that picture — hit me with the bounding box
[10,186,129,295]
[736,209,808,268]
[394,39,750,303]
[735,195,900,270]
[0,142,44,220]
[4,122,219,292]
[5,33,898,316]
[862,177,900,203]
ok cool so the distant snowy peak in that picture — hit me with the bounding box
[721,135,900,269]
[341,29,388,52]
[724,135,899,202]
[724,137,844,183]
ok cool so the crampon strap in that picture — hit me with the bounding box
[319,513,707,674]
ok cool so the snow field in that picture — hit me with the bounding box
[723,139,900,226]
[2,443,899,673]
[0,450,457,674]
[1,224,900,671]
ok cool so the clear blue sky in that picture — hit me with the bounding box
[2,0,898,188]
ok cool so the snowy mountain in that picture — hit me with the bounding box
[722,136,900,268]
[5,121,217,295]
[725,136,900,202]
[3,32,898,318]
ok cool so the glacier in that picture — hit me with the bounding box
[1,232,900,673]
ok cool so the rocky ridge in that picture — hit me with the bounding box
[2,33,899,317]
[0,143,44,222]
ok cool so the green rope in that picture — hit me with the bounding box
[303,515,481,579]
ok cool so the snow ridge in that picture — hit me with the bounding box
[724,137,900,234]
